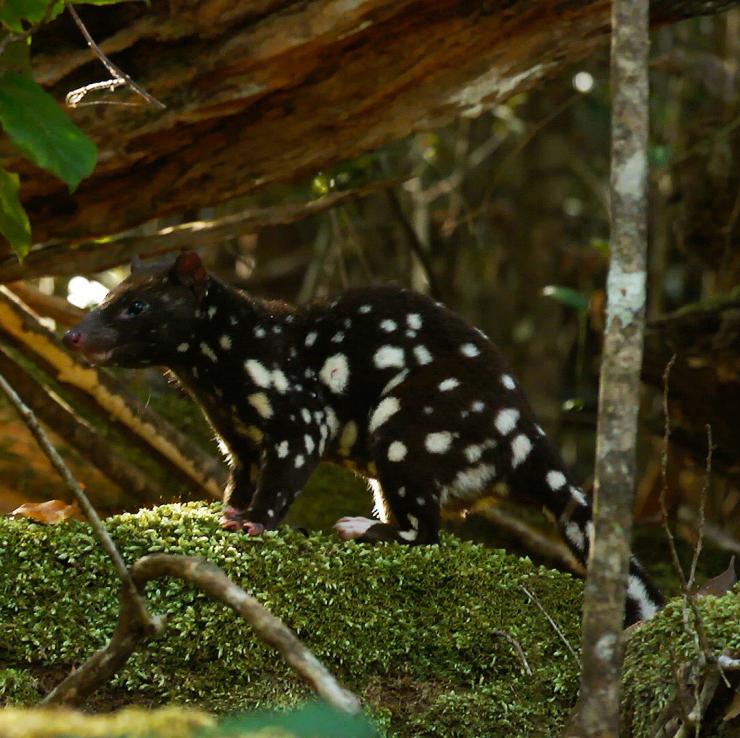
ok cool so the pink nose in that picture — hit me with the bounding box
[63,329,83,350]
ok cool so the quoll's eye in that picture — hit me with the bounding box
[126,300,148,316]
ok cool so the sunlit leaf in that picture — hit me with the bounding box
[10,499,82,525]
[695,556,736,598]
[0,72,97,191]
[0,165,31,257]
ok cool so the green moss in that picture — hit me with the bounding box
[0,669,40,706]
[622,587,740,738]
[0,504,584,737]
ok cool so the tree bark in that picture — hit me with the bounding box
[0,0,735,262]
[569,0,650,735]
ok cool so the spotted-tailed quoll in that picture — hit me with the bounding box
[64,251,663,624]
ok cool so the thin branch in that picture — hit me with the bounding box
[0,177,407,283]
[521,584,580,667]
[65,3,165,110]
[131,555,361,714]
[492,630,532,676]
[0,369,154,627]
[384,189,444,301]
[688,424,712,591]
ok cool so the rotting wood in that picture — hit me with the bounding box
[1,0,735,254]
[0,347,171,504]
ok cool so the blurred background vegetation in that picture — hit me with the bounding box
[0,10,737,596]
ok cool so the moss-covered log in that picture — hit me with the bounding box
[0,503,583,736]
[1,504,737,736]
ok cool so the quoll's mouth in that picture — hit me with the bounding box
[83,348,114,364]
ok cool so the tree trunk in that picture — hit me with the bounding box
[569,0,650,734]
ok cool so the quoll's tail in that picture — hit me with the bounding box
[511,433,664,625]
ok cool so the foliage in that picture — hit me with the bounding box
[0,668,39,706]
[0,503,584,737]
[622,588,740,738]
[0,0,130,257]
[0,702,378,738]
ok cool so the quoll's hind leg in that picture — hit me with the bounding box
[220,439,261,532]
[334,449,441,545]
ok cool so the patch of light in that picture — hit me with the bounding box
[573,71,594,94]
[67,276,108,308]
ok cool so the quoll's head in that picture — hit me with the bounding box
[63,251,208,368]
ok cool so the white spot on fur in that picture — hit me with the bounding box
[399,528,418,541]
[380,319,397,333]
[219,335,232,351]
[248,392,273,419]
[305,331,317,347]
[254,326,266,338]
[358,305,372,314]
[295,455,305,468]
[319,354,350,394]
[465,445,482,463]
[460,343,480,358]
[325,407,340,438]
[208,306,217,318]
[245,359,272,388]
[471,401,485,413]
[501,374,516,390]
[271,369,289,394]
[425,431,452,454]
[628,574,659,620]
[374,345,405,369]
[277,441,289,458]
[381,370,408,396]
[407,313,422,330]
[177,342,189,353]
[388,441,407,461]
[200,343,218,362]
[304,435,315,454]
[511,434,532,467]
[547,471,567,490]
[301,408,312,424]
[413,345,433,365]
[495,408,520,435]
[229,315,238,326]
[332,332,344,343]
[439,378,459,392]
[570,487,588,506]
[565,522,585,551]
[369,396,400,433]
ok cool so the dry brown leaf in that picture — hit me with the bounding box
[725,690,740,722]
[696,556,737,598]
[10,499,82,524]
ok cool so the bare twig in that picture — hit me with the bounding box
[521,584,580,667]
[384,189,444,301]
[131,555,361,714]
[492,630,532,676]
[688,424,712,591]
[0,368,154,627]
[65,3,165,110]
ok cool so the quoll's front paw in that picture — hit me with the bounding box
[334,516,377,541]
[220,506,265,536]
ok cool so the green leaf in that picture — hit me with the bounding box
[541,285,589,312]
[0,72,96,190]
[211,702,378,738]
[0,165,31,258]
[0,0,64,33]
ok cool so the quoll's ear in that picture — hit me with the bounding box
[172,251,208,297]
